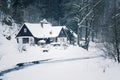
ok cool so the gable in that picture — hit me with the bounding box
[16,24,33,37]
[58,28,67,37]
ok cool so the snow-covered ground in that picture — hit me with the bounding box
[0,23,120,80]
[2,57,120,80]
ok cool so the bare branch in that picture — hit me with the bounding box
[73,4,81,8]
[78,10,93,26]
[74,17,80,21]
[79,4,89,12]
[112,13,120,19]
[78,0,103,27]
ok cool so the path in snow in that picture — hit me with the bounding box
[0,55,103,77]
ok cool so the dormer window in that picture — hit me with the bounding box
[24,28,27,33]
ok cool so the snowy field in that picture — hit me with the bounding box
[0,23,120,80]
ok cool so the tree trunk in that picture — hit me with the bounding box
[91,30,94,42]
[77,26,80,46]
[116,45,120,63]
[114,0,120,63]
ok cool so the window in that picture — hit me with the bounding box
[16,38,19,43]
[24,28,27,33]
[23,38,29,44]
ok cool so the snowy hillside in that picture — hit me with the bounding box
[0,23,120,80]
[0,23,19,59]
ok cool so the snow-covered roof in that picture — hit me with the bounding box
[24,23,63,38]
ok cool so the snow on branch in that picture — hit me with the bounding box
[73,4,81,8]
[78,10,92,26]
[78,0,102,27]
[112,13,120,19]
[78,4,89,12]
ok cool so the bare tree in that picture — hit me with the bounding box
[74,0,102,49]
[102,0,120,63]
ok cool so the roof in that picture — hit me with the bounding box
[23,23,63,38]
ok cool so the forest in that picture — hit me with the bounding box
[0,0,120,63]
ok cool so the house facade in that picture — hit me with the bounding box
[16,19,68,45]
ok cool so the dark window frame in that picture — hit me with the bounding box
[23,38,29,44]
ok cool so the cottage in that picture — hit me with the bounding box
[16,19,68,45]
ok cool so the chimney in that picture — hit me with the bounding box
[40,19,48,28]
